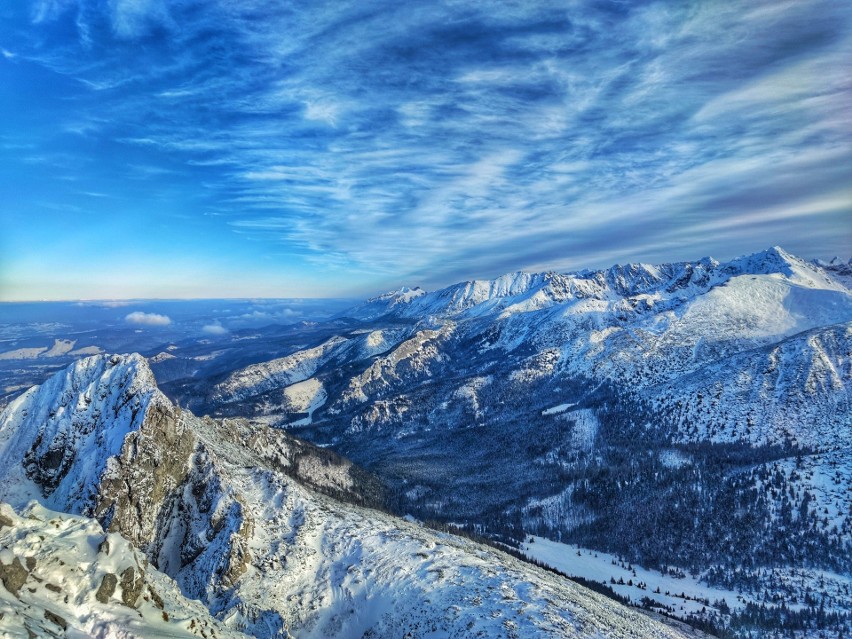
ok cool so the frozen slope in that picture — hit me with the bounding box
[199,437,699,639]
[0,355,699,639]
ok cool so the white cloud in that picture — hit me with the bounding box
[125,311,171,326]
[202,322,228,335]
[110,0,173,38]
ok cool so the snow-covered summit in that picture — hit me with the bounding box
[374,285,427,304]
[0,353,168,514]
[722,246,847,290]
[351,285,428,320]
[816,254,852,288]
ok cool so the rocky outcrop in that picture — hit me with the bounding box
[95,573,117,603]
[0,556,28,597]
[120,566,145,607]
[93,400,194,549]
[0,502,249,638]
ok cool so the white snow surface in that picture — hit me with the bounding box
[282,378,327,425]
[522,536,852,618]
[542,402,576,415]
[0,501,249,639]
[0,347,47,361]
[0,339,86,360]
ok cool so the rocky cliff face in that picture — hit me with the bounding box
[0,355,254,609]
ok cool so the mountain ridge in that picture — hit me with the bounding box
[0,353,700,638]
[347,246,849,322]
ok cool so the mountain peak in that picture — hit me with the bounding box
[733,245,797,273]
[346,247,849,322]
[367,285,427,305]
[723,246,851,292]
[0,353,167,512]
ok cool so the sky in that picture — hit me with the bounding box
[0,0,850,301]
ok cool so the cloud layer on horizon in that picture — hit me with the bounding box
[1,0,850,298]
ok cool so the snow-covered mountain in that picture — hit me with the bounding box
[169,247,851,637]
[0,354,698,638]
[2,246,849,637]
[199,246,851,447]
[816,256,852,288]
[352,247,848,323]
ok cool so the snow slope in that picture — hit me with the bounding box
[521,536,852,618]
[205,445,700,639]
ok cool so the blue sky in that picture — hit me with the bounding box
[1,0,850,300]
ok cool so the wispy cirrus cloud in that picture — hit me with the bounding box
[2,0,850,299]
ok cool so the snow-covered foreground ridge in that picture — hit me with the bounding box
[0,501,249,639]
[0,355,700,638]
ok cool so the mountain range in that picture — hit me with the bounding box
[0,246,849,637]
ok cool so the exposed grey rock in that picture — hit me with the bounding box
[149,586,164,609]
[95,402,194,549]
[120,566,144,608]
[95,573,117,603]
[0,557,28,597]
[43,610,67,630]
